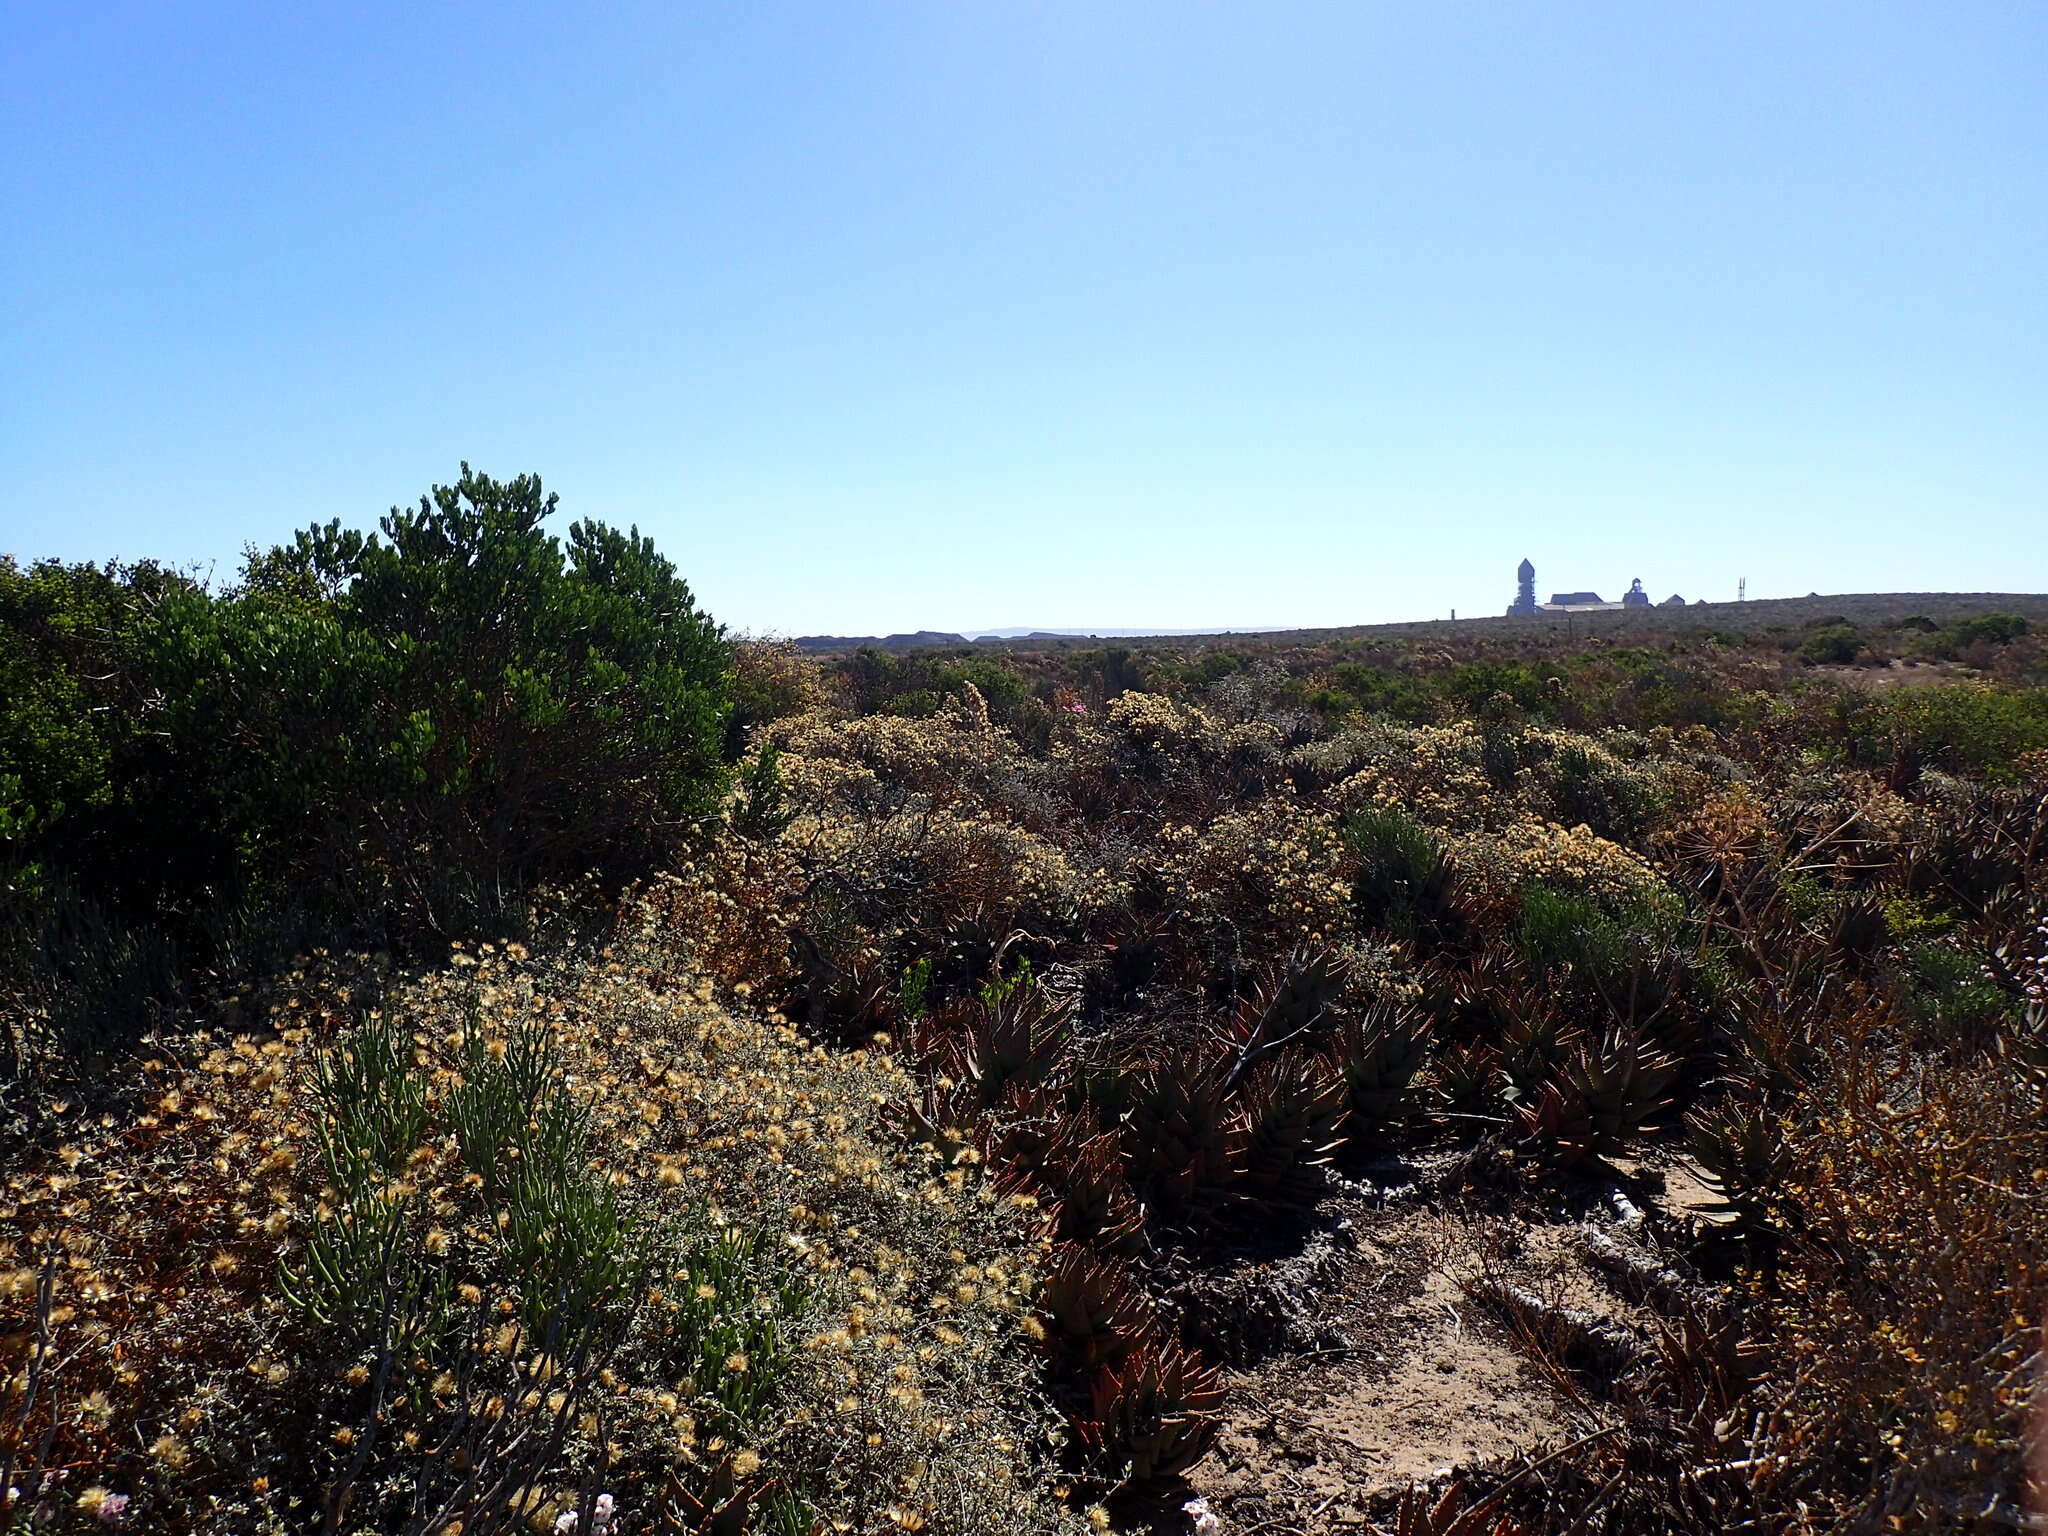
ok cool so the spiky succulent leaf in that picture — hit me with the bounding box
[1039,1247,1159,1368]
[1512,1079,1597,1166]
[1562,1029,1682,1144]
[1121,1052,1244,1214]
[1076,1342,1225,1487]
[1687,1097,1788,1236]
[1331,1000,1434,1132]
[1237,1053,1348,1207]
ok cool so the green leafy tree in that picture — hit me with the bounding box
[3,469,733,1065]
[231,465,733,920]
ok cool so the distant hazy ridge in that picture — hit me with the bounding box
[793,592,2048,654]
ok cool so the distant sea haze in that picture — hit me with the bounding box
[788,624,1296,653]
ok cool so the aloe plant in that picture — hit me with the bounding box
[1039,1247,1159,1369]
[1687,1097,1790,1238]
[1237,1053,1349,1207]
[1075,1342,1225,1489]
[1329,1000,1434,1133]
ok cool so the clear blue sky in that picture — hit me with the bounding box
[5,2,2043,635]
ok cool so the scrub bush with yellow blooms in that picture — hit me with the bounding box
[0,922,1087,1536]
[1322,722,1500,832]
[1154,797,1352,955]
[1451,817,1673,918]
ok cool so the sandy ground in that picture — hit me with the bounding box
[1811,658,1970,690]
[1183,1202,1566,1530]
[1155,1151,1720,1533]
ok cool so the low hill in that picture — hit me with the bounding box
[793,628,969,652]
[790,593,2048,656]
[975,591,2048,653]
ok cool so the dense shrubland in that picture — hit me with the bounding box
[674,620,2048,1531]
[4,494,2045,1533]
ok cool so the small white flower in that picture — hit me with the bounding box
[1182,1496,1223,1535]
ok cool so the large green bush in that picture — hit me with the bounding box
[1797,624,1864,666]
[1934,611,2029,655]
[1857,682,2048,777]
[0,559,233,917]
[225,465,732,915]
[1308,661,1435,723]
[1440,659,1566,719]
[1,467,732,1062]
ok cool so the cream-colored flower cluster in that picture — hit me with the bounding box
[797,808,1080,924]
[0,930,1086,1536]
[1158,796,1353,946]
[1079,691,1282,768]
[1338,935,1425,1004]
[731,637,833,722]
[771,708,1023,810]
[1453,817,1672,911]
[1325,722,1499,831]
[1513,725,1674,814]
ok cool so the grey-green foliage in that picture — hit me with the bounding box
[1902,940,2010,1033]
[730,744,796,840]
[446,1014,557,1196]
[272,1002,839,1533]
[655,1224,818,1432]
[320,1011,433,1175]
[1516,885,1643,984]
[1546,738,1663,841]
[446,1014,644,1333]
[1515,884,1681,985]
[282,1009,642,1352]
[1342,804,1455,941]
[280,1011,435,1335]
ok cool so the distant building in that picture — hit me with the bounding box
[1661,593,1686,607]
[1505,560,1670,616]
[1506,558,1538,615]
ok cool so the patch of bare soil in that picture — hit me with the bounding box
[1157,1153,1714,1533]
[1813,659,1968,690]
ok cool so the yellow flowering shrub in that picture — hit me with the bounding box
[1156,797,1352,952]
[1452,817,1672,914]
[1323,722,1501,831]
[1054,693,1283,821]
[794,810,1081,929]
[732,636,833,723]
[770,706,1032,814]
[0,925,1085,1536]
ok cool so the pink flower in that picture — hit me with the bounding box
[558,1494,617,1535]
